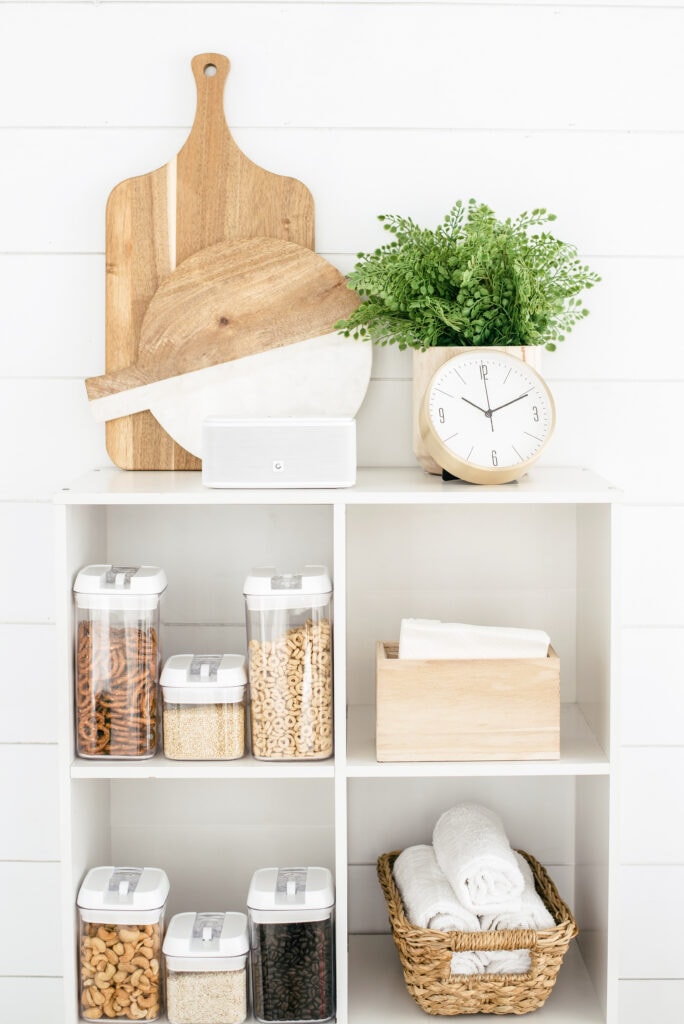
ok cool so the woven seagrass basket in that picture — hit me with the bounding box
[377,849,578,1016]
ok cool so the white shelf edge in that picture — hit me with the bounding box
[346,704,610,777]
[55,465,620,507]
[348,934,605,1024]
[70,753,336,780]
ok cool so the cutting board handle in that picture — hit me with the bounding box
[173,53,239,261]
[190,53,231,133]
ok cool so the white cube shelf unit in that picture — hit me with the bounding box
[55,465,620,1023]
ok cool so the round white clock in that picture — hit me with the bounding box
[418,349,556,484]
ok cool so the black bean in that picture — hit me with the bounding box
[252,920,334,1022]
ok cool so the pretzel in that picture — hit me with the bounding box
[76,622,158,758]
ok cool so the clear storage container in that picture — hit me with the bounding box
[247,867,335,1024]
[161,654,247,760]
[76,865,169,1021]
[244,566,333,760]
[163,912,249,1024]
[73,565,167,758]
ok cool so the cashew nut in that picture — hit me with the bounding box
[80,921,161,1021]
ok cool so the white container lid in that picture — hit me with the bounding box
[247,867,334,924]
[163,912,248,972]
[161,654,247,704]
[244,566,332,612]
[74,565,167,611]
[77,866,170,925]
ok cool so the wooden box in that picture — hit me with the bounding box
[375,641,560,762]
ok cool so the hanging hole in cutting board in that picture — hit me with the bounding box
[203,63,217,76]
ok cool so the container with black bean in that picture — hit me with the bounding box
[247,867,335,1024]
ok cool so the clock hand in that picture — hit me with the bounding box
[461,396,489,415]
[482,371,495,432]
[489,389,534,415]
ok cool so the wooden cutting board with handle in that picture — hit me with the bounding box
[104,52,315,469]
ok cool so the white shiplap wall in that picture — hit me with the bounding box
[1,2,682,1020]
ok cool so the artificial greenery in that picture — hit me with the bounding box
[335,199,600,352]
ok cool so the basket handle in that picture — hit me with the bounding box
[448,928,538,952]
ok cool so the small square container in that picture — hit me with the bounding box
[163,912,249,1024]
[76,865,170,1021]
[161,655,247,760]
[247,867,335,1024]
[244,566,333,760]
[73,565,167,758]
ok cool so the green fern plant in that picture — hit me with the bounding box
[335,200,600,352]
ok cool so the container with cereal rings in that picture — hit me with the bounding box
[73,565,167,759]
[244,566,333,761]
[77,865,169,1021]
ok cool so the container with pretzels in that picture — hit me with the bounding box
[73,565,167,759]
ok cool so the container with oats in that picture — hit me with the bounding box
[73,565,167,759]
[163,911,249,1024]
[160,654,247,760]
[76,865,169,1021]
[244,566,333,761]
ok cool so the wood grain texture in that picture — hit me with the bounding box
[375,641,560,761]
[104,53,315,469]
[89,237,359,400]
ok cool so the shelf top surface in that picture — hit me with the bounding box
[349,935,605,1024]
[56,465,620,506]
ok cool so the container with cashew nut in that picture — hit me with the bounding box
[76,865,169,1021]
[244,566,333,761]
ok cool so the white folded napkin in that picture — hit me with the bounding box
[433,803,525,915]
[479,853,555,932]
[398,618,550,660]
[392,844,481,932]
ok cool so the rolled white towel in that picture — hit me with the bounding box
[449,951,491,975]
[479,853,555,932]
[485,950,532,974]
[449,949,531,976]
[393,845,481,932]
[433,803,525,915]
[450,946,532,970]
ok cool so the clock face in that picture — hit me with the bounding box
[420,350,555,483]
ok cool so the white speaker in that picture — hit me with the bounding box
[201,417,357,488]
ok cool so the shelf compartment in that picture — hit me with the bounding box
[67,777,335,916]
[346,703,609,777]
